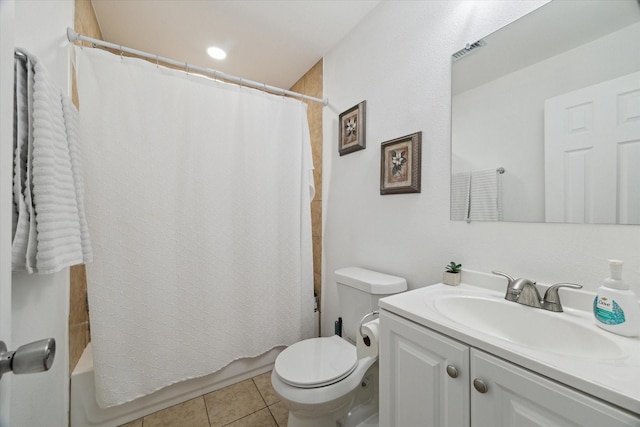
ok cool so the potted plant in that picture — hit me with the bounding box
[443,261,462,286]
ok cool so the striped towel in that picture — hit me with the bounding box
[12,48,92,274]
[451,172,470,221]
[12,52,34,270]
[469,169,503,221]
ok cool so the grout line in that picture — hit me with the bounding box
[252,377,269,408]
[220,407,272,426]
[201,395,212,427]
[266,405,281,427]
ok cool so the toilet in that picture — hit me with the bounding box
[271,267,407,427]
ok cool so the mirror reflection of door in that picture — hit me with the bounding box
[450,0,640,224]
[544,71,640,224]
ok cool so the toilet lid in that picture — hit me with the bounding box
[275,336,358,388]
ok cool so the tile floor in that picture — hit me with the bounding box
[119,371,288,427]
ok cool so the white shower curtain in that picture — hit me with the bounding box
[76,47,315,408]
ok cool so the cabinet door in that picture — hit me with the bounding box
[379,310,470,427]
[470,349,640,427]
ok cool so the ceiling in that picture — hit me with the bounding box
[91,0,381,90]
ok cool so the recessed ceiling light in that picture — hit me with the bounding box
[206,46,227,60]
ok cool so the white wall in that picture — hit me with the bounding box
[321,0,640,335]
[11,1,74,426]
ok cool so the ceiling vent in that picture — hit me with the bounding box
[452,39,486,61]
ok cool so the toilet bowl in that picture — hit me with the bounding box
[271,267,407,427]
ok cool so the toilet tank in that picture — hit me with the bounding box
[335,267,407,343]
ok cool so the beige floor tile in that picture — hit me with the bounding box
[118,418,143,427]
[225,407,277,427]
[143,396,209,427]
[204,378,266,427]
[268,401,289,427]
[252,371,279,406]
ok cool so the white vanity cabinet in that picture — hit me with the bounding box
[379,310,640,427]
[379,309,470,427]
[470,349,639,427]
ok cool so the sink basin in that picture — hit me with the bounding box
[430,293,625,359]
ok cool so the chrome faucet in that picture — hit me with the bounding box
[492,271,542,307]
[492,271,582,312]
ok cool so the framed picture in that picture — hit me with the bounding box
[380,131,422,195]
[338,101,366,156]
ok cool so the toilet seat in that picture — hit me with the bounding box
[275,336,358,389]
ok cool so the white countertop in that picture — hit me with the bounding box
[378,269,640,415]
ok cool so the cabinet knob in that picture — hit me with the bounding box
[473,378,488,393]
[446,365,458,378]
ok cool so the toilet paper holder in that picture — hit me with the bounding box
[359,311,379,346]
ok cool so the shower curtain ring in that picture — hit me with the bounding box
[156,55,159,68]
[185,62,189,75]
[119,46,123,61]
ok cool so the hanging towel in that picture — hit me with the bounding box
[12,52,34,270]
[12,48,92,274]
[469,169,503,221]
[450,172,470,221]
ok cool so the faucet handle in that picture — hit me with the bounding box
[491,271,514,282]
[542,283,582,312]
[492,271,519,302]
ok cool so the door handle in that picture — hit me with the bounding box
[0,338,56,379]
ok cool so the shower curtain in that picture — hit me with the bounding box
[75,47,315,408]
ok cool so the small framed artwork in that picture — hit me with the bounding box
[380,131,422,195]
[338,101,366,156]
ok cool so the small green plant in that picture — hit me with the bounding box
[445,261,462,273]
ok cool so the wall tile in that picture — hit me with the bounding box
[312,235,322,269]
[290,60,323,308]
[75,0,102,40]
[68,322,89,372]
[311,201,322,237]
[69,265,88,325]
[313,167,322,199]
[69,0,102,374]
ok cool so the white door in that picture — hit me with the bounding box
[379,310,470,427]
[1,3,71,426]
[471,349,640,427]
[0,1,16,425]
[544,71,640,224]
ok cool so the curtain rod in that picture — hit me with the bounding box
[66,28,329,106]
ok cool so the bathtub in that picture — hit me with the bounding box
[70,343,282,427]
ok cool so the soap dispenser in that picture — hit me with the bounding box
[593,260,640,337]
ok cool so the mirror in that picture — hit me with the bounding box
[451,0,640,224]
